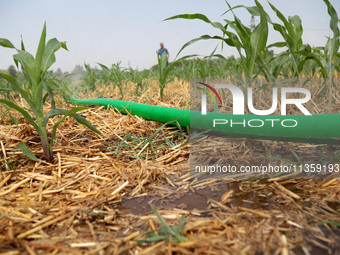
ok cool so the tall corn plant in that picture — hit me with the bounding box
[306,0,339,79]
[0,23,102,163]
[297,0,340,111]
[165,0,271,94]
[157,52,172,99]
[268,2,304,78]
[157,51,196,98]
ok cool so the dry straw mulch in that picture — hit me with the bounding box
[0,80,340,255]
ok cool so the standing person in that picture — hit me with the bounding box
[157,42,169,65]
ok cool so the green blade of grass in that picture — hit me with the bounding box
[323,221,340,227]
[149,204,188,243]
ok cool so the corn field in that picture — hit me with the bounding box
[0,0,340,254]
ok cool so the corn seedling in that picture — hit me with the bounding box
[0,23,102,163]
[157,52,195,98]
[81,63,98,92]
[98,62,127,97]
[126,67,151,95]
[268,2,304,78]
[157,52,173,99]
[295,0,340,111]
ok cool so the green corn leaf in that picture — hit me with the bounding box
[268,1,306,77]
[34,22,46,79]
[13,50,39,89]
[19,142,39,161]
[49,107,91,144]
[60,41,68,51]
[251,0,268,57]
[46,88,56,109]
[0,38,15,48]
[268,2,292,34]
[269,2,303,53]
[0,99,42,135]
[232,16,251,46]
[43,107,103,142]
[42,92,49,105]
[272,55,290,78]
[267,42,287,48]
[34,38,65,107]
[20,35,25,51]
[176,34,240,59]
[0,72,29,99]
[158,54,166,72]
[0,72,41,116]
[42,107,84,127]
[41,38,66,74]
[97,62,110,71]
[84,63,92,73]
[296,49,327,77]
[324,37,339,78]
[162,54,198,81]
[164,13,225,31]
[197,58,207,78]
[244,6,260,16]
[222,3,247,15]
[323,0,340,36]
[289,15,303,42]
[164,13,231,58]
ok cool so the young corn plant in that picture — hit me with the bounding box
[81,63,98,92]
[98,62,126,97]
[165,0,271,94]
[300,0,339,79]
[197,57,210,81]
[268,2,304,78]
[157,52,172,99]
[112,62,127,97]
[0,23,102,163]
[157,52,195,98]
[296,0,340,111]
[126,67,150,96]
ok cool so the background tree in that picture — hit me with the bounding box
[8,65,16,78]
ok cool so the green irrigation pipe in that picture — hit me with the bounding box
[71,96,340,145]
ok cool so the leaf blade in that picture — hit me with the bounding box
[19,142,39,161]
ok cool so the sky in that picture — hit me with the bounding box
[0,0,339,72]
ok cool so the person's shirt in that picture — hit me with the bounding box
[157,48,169,57]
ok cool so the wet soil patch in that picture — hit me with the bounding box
[116,181,271,215]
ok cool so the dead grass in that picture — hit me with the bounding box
[0,79,339,254]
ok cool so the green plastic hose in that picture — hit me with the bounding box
[71,96,340,145]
